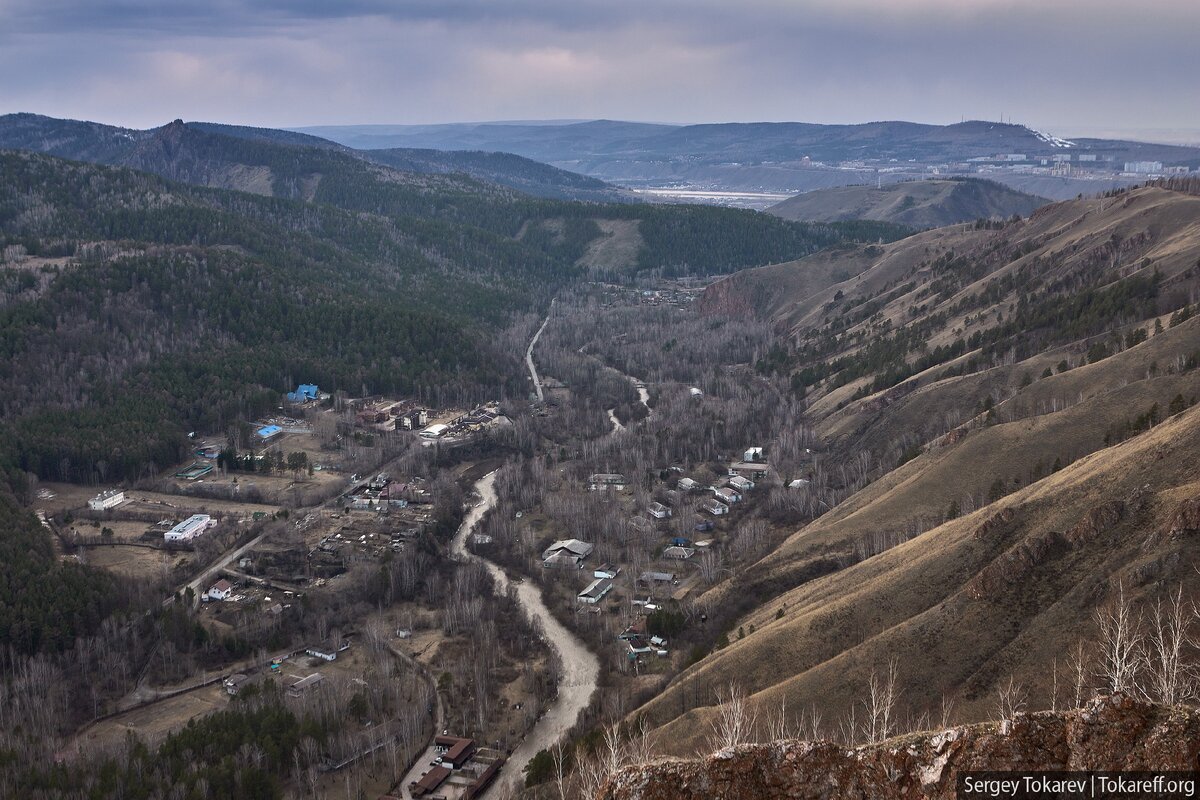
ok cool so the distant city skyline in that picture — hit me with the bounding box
[1,0,1197,140]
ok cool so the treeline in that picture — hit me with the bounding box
[0,491,120,656]
[14,689,308,799]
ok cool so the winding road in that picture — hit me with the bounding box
[450,472,600,799]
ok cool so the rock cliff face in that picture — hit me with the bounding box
[600,696,1200,800]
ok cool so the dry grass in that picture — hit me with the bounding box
[638,403,1200,754]
[71,684,228,755]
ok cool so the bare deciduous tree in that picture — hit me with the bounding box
[863,659,900,744]
[708,682,757,752]
[1145,586,1196,706]
[765,695,791,742]
[994,674,1028,720]
[1094,581,1145,695]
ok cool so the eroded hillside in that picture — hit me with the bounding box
[636,185,1200,755]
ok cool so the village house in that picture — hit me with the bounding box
[629,517,654,536]
[713,486,741,504]
[206,579,233,601]
[677,477,699,492]
[744,446,765,462]
[639,570,676,586]
[541,538,594,568]
[728,474,754,492]
[701,499,729,516]
[223,673,250,696]
[577,577,614,604]
[593,564,620,580]
[663,545,695,560]
[647,501,672,520]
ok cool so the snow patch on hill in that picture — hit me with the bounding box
[1026,126,1077,148]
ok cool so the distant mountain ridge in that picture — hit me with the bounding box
[767,178,1049,228]
[297,118,1200,201]
[0,113,633,202]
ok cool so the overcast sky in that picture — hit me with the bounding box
[1,0,1197,140]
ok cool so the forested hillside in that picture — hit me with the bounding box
[0,150,553,483]
[0,488,118,655]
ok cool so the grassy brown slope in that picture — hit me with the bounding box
[705,187,1200,343]
[639,402,1200,756]
[817,314,1200,457]
[698,224,973,330]
[638,187,1200,753]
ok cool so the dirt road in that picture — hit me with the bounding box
[525,301,554,403]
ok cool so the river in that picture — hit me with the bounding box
[450,472,600,799]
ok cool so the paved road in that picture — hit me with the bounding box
[525,301,554,403]
[450,472,600,800]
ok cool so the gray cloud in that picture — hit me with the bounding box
[0,0,1196,136]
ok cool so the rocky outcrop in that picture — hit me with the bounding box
[600,696,1200,800]
[965,528,1065,600]
[1163,496,1200,539]
[970,507,1016,541]
[1065,500,1125,547]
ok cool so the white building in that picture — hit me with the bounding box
[207,579,233,601]
[88,489,125,511]
[1124,161,1163,174]
[419,423,449,439]
[677,477,699,492]
[306,646,338,662]
[713,487,742,504]
[648,502,672,519]
[728,475,754,492]
[702,499,729,516]
[165,514,215,542]
[743,446,765,463]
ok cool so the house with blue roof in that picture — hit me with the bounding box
[287,384,320,403]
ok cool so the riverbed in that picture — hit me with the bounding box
[449,472,600,799]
